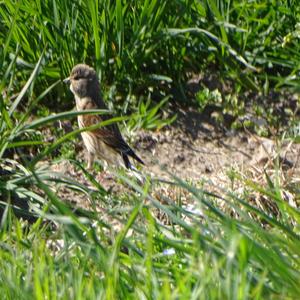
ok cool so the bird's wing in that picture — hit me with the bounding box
[81,113,144,166]
[81,114,131,153]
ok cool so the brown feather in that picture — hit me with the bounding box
[67,64,144,168]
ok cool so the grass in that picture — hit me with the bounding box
[0,0,300,299]
[1,168,300,299]
[1,1,299,123]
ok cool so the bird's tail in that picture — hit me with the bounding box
[129,166,145,184]
[122,150,144,168]
[126,148,144,166]
[122,153,145,183]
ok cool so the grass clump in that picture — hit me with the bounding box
[0,1,300,299]
[1,0,299,129]
[1,168,300,299]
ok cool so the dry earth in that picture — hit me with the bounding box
[51,108,300,211]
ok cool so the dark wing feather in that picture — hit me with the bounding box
[94,125,144,166]
[82,110,144,167]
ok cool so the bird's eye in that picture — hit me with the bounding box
[73,75,80,80]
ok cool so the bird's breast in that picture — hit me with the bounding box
[77,114,101,129]
[75,95,100,129]
[75,96,96,110]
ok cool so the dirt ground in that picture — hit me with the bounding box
[137,108,299,179]
[51,107,300,210]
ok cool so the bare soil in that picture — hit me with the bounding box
[51,107,300,211]
[136,108,299,181]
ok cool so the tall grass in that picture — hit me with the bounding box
[1,1,300,107]
[1,158,300,298]
[0,1,300,299]
[0,64,299,297]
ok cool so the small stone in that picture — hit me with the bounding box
[174,154,185,164]
[205,165,213,173]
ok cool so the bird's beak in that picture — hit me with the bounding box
[63,77,70,84]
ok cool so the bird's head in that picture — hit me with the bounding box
[64,64,99,98]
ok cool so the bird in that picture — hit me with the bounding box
[63,63,144,174]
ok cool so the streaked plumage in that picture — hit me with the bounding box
[64,64,144,170]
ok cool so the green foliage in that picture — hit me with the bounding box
[1,0,299,123]
[1,164,300,298]
[127,95,176,131]
[0,63,299,297]
[0,60,298,298]
[196,88,223,111]
[0,1,300,299]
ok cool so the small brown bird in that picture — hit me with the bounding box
[63,64,144,172]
